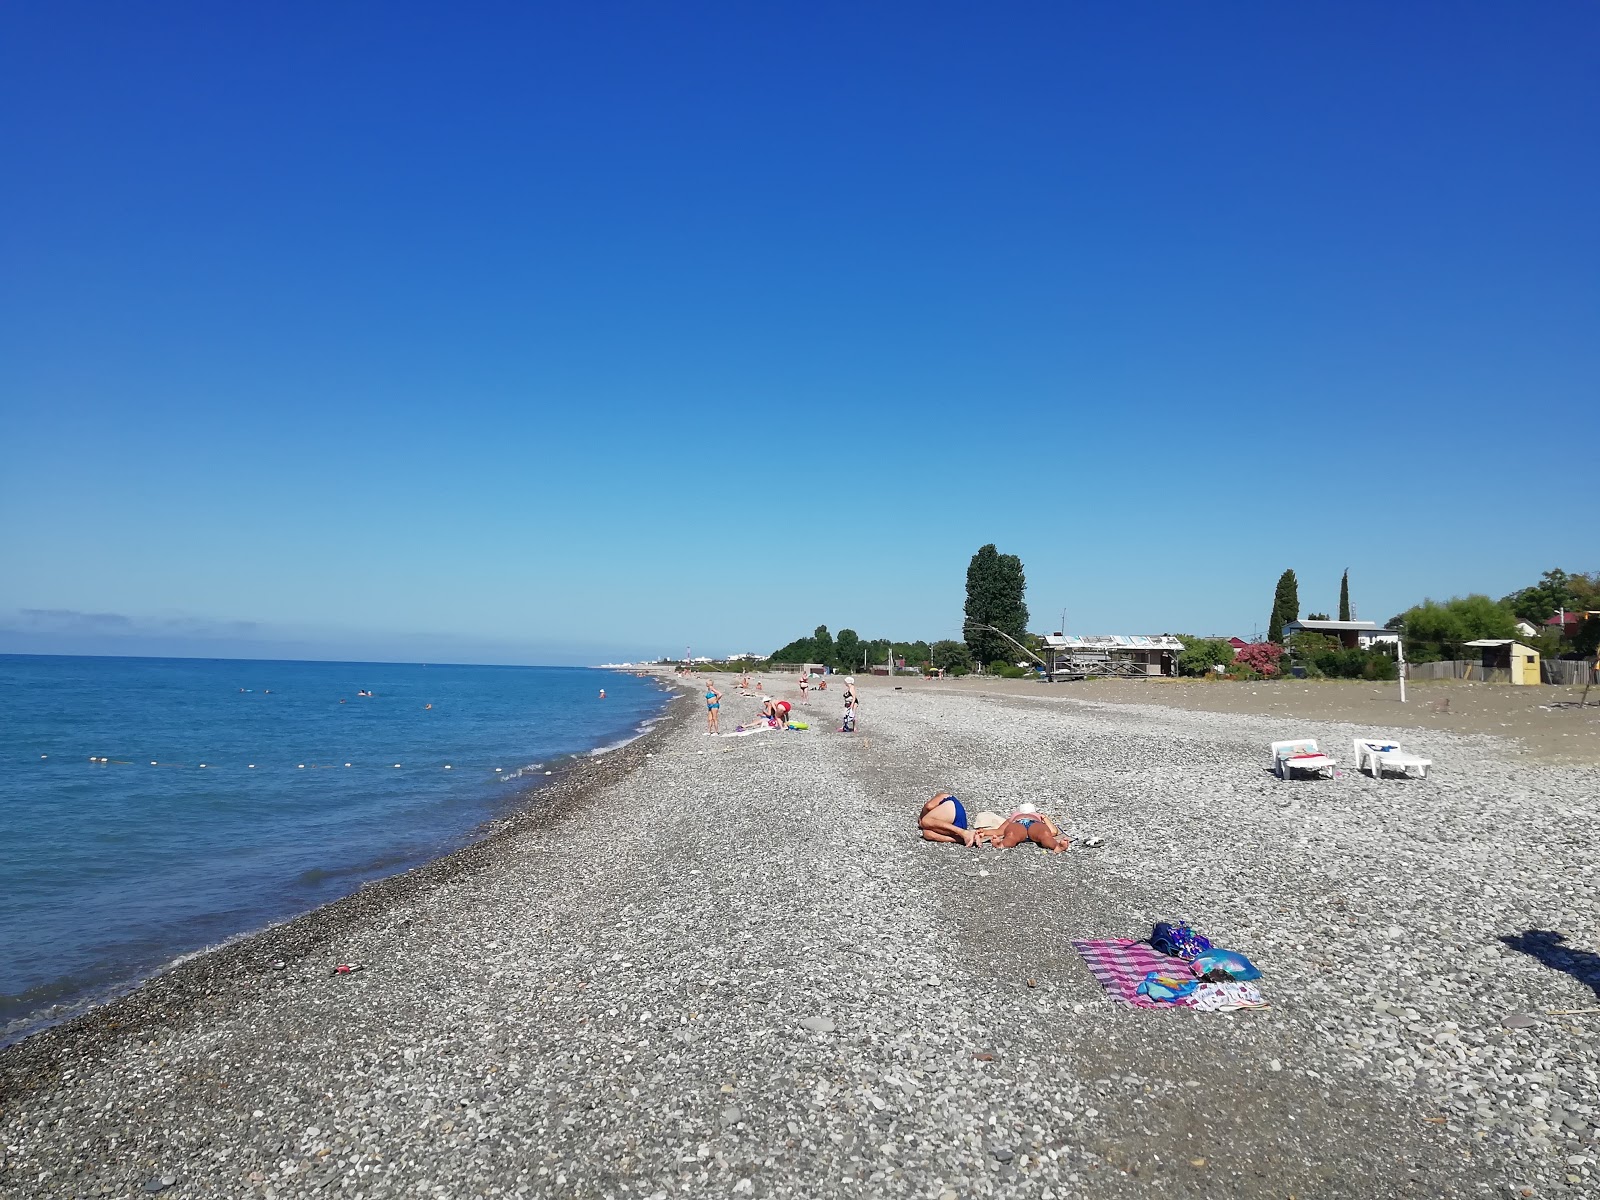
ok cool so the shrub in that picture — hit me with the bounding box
[1178,637,1235,677]
[1236,642,1284,677]
[988,659,1030,679]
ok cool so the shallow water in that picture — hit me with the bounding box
[0,654,670,1042]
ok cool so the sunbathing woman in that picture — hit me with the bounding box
[991,802,1069,853]
[918,792,987,848]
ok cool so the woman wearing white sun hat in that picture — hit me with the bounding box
[992,802,1069,853]
[841,676,859,732]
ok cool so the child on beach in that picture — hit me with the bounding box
[705,681,722,734]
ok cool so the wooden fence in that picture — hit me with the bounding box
[1404,659,1596,685]
[1542,659,1597,686]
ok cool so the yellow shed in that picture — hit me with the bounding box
[1464,639,1542,685]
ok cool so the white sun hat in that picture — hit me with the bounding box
[1015,802,1040,815]
[845,676,855,684]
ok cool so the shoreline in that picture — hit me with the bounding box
[0,671,1591,1196]
[0,678,694,1090]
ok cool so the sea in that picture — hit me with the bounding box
[0,654,672,1046]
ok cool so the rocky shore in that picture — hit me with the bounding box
[3,676,1595,1198]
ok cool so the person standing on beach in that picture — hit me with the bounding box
[842,676,859,732]
[705,680,723,734]
[798,671,809,702]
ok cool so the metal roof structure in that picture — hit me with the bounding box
[1285,619,1383,632]
[1042,634,1186,651]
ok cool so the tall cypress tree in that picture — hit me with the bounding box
[1268,569,1299,644]
[965,544,1029,665]
[1338,569,1352,622]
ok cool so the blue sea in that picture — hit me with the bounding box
[0,655,671,1044]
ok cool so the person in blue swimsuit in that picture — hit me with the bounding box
[704,681,723,735]
[918,792,985,848]
[992,802,1069,852]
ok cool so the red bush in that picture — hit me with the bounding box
[1236,641,1284,677]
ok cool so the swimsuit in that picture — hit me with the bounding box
[706,692,719,710]
[945,795,968,829]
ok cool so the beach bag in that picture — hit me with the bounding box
[1151,921,1211,961]
[1189,949,1261,981]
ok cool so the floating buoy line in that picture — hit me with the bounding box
[43,756,556,777]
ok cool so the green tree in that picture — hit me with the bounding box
[1176,636,1234,677]
[834,628,863,672]
[1395,595,1516,662]
[811,626,834,668]
[930,639,974,675]
[1339,569,1351,621]
[964,544,1029,666]
[1505,569,1576,624]
[1268,569,1299,644]
[1574,615,1600,658]
[769,635,815,664]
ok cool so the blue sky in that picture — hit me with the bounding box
[2,2,1595,664]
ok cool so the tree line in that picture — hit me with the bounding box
[1260,565,1600,669]
[753,543,1034,678]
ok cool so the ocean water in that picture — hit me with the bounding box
[0,655,671,1044]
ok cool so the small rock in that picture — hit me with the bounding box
[144,1179,175,1194]
[992,1146,1014,1163]
[1268,1058,1282,1072]
[798,1016,835,1033]
[722,1105,743,1125]
[1502,1013,1537,1029]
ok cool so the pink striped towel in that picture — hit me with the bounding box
[1071,938,1196,1009]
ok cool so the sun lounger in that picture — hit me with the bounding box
[1353,739,1432,780]
[1269,738,1337,780]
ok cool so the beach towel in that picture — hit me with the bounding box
[1070,939,1197,1009]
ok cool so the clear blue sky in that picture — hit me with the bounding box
[2,2,1595,664]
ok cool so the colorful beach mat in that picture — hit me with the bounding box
[1071,938,1196,1009]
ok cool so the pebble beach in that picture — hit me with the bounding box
[3,674,1597,1198]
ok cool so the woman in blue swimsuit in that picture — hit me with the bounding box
[918,791,985,848]
[704,681,722,734]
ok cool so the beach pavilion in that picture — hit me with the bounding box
[1040,634,1186,681]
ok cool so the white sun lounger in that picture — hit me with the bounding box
[1270,738,1337,779]
[1353,739,1432,780]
